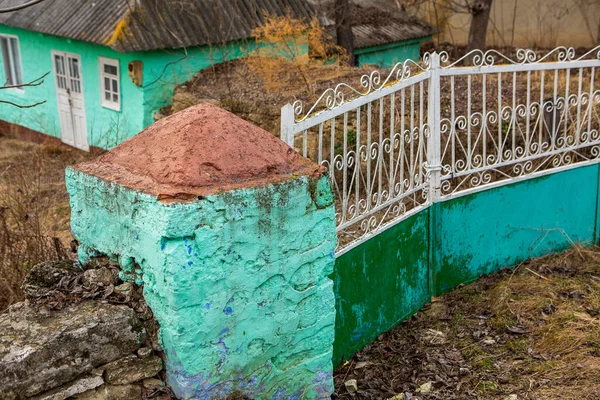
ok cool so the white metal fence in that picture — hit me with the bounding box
[281,47,600,255]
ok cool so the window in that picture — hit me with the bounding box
[1,35,23,87]
[99,57,120,111]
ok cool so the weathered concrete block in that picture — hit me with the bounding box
[0,301,146,399]
[66,105,337,399]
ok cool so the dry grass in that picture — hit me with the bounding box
[0,135,93,311]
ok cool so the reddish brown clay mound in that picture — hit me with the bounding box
[74,104,322,200]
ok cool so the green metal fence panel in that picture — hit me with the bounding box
[331,210,430,365]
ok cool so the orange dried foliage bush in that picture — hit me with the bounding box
[244,13,346,93]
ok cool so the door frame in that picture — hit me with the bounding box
[51,50,89,151]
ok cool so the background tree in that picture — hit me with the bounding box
[466,0,493,53]
[334,0,355,66]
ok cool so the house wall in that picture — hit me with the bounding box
[0,25,253,149]
[355,37,430,68]
[139,41,253,128]
[0,25,145,149]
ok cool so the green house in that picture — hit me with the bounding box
[0,0,313,150]
[310,0,434,68]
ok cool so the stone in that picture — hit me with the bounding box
[345,379,358,393]
[354,361,370,370]
[114,282,133,297]
[416,381,433,393]
[30,375,104,400]
[103,355,163,385]
[137,347,152,359]
[483,337,496,345]
[22,260,81,298]
[75,384,142,400]
[142,378,165,388]
[507,395,518,400]
[422,329,446,345]
[83,267,115,287]
[388,394,405,400]
[0,301,146,399]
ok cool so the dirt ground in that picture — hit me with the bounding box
[333,246,600,400]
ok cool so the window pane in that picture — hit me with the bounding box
[111,78,118,93]
[105,91,110,101]
[9,38,22,85]
[1,37,13,85]
[112,93,118,103]
[55,55,64,75]
[104,64,117,75]
[104,77,110,91]
[70,58,80,79]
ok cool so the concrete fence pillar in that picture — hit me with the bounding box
[66,105,337,399]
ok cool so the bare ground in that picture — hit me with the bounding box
[333,246,600,400]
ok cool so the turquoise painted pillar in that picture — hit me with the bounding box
[66,105,338,399]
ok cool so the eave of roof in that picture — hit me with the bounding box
[0,0,315,53]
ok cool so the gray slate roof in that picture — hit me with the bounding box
[0,0,315,53]
[309,0,434,49]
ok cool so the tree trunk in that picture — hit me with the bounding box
[334,0,355,66]
[466,0,493,54]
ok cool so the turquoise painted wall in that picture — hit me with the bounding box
[67,169,337,400]
[355,37,431,68]
[139,41,253,128]
[333,164,600,364]
[433,165,600,295]
[0,25,252,149]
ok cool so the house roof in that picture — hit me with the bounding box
[308,0,434,49]
[0,0,315,53]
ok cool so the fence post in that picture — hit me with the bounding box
[281,103,295,147]
[427,52,442,203]
[427,52,443,298]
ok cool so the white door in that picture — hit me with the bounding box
[53,51,89,151]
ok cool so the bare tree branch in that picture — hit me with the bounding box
[0,0,47,13]
[0,99,46,108]
[0,71,49,90]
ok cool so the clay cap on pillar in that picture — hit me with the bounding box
[74,104,323,201]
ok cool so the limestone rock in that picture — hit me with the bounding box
[83,267,116,287]
[103,354,163,385]
[0,301,146,399]
[142,378,165,388]
[137,347,152,359]
[388,395,405,400]
[30,375,104,400]
[75,384,142,400]
[114,282,133,297]
[416,381,433,393]
[22,260,81,298]
[345,379,358,393]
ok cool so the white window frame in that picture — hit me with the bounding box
[99,57,121,111]
[0,34,24,89]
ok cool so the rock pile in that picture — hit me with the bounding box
[0,259,171,399]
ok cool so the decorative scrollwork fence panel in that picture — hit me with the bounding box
[281,47,600,254]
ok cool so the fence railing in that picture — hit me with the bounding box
[281,47,600,255]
